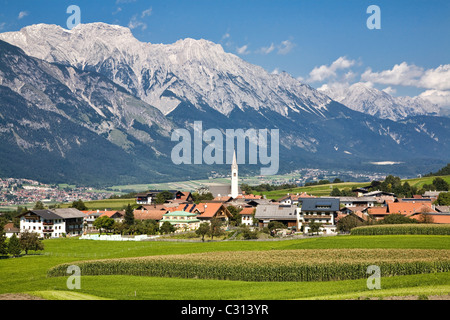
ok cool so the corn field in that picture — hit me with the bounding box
[351,224,450,235]
[48,249,450,282]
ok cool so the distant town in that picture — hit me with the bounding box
[0,168,391,209]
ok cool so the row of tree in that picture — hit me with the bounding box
[0,227,44,257]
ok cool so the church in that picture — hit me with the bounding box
[205,150,241,199]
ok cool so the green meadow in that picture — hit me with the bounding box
[1,235,449,300]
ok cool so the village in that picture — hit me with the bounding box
[3,152,450,240]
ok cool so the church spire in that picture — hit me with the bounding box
[231,149,239,198]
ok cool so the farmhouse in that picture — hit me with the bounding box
[18,208,85,238]
[239,206,255,227]
[254,204,298,229]
[3,222,19,238]
[338,196,376,207]
[133,204,169,222]
[159,211,200,232]
[298,198,340,234]
[135,190,178,204]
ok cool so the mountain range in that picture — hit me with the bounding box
[0,23,449,186]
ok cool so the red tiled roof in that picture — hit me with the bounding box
[368,207,388,216]
[388,202,436,217]
[240,207,255,215]
[99,211,123,218]
[410,214,450,224]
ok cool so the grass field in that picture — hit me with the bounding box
[259,175,450,199]
[1,235,449,300]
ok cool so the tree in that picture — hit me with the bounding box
[435,192,450,206]
[0,220,7,255]
[267,221,286,231]
[19,230,44,255]
[226,206,242,226]
[195,222,210,241]
[70,199,88,211]
[433,178,449,191]
[330,187,341,197]
[33,201,45,210]
[124,204,134,227]
[240,225,258,240]
[207,218,224,240]
[154,191,174,204]
[160,221,176,234]
[8,233,22,257]
[381,214,417,224]
[308,220,322,235]
[336,215,364,233]
[93,216,114,234]
[192,192,214,204]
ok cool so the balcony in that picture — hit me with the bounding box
[43,229,54,233]
[43,222,54,226]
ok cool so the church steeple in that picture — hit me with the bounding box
[231,149,239,198]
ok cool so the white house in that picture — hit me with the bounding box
[18,208,86,238]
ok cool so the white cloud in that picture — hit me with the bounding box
[361,62,450,90]
[419,89,450,107]
[419,64,450,91]
[128,15,147,31]
[0,22,6,31]
[277,40,294,55]
[258,43,275,55]
[307,56,356,82]
[361,62,423,87]
[382,86,397,95]
[141,7,152,18]
[236,44,250,55]
[18,11,28,19]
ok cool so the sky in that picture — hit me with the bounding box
[1,0,449,106]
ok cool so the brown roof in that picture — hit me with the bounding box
[410,213,450,224]
[240,207,255,215]
[388,202,436,217]
[3,223,19,232]
[133,205,168,221]
[367,207,388,216]
[99,211,123,218]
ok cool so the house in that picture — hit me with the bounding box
[239,206,255,227]
[133,205,168,222]
[410,212,450,224]
[3,223,19,238]
[423,191,443,198]
[298,198,340,234]
[167,202,232,226]
[367,207,389,220]
[17,208,85,238]
[278,193,315,206]
[387,202,436,216]
[338,197,376,208]
[396,198,432,203]
[99,210,125,222]
[83,210,103,231]
[159,211,200,232]
[254,204,298,229]
[367,202,437,221]
[173,191,194,203]
[135,190,178,204]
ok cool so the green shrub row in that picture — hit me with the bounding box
[350,224,450,235]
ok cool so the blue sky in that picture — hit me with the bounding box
[1,0,449,105]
